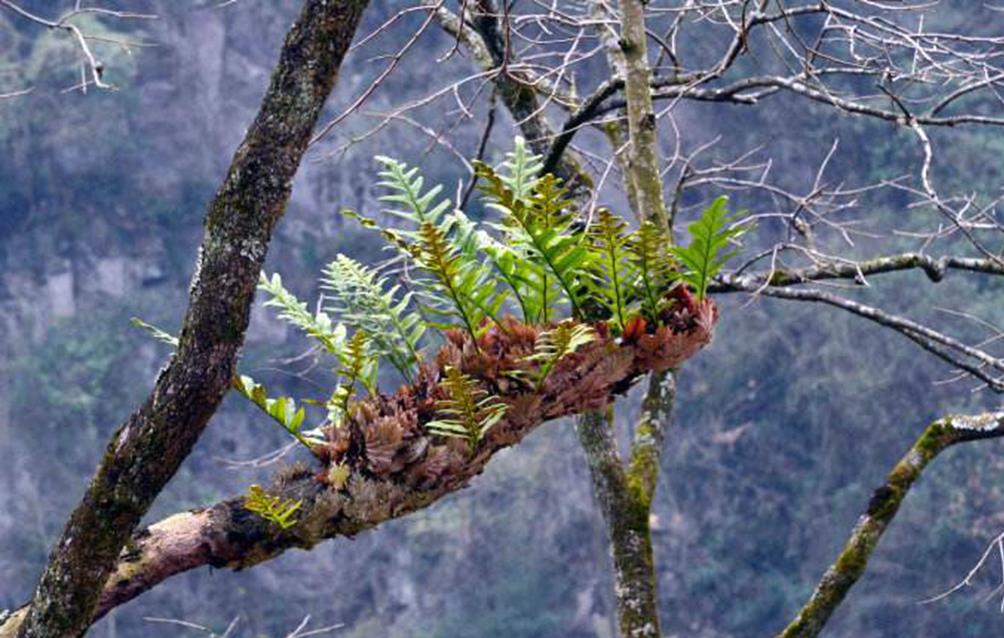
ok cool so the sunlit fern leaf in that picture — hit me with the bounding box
[524,320,596,389]
[586,208,637,331]
[232,374,316,451]
[243,484,302,530]
[258,272,347,356]
[130,316,179,348]
[321,255,424,382]
[376,156,452,235]
[425,366,508,455]
[498,136,543,199]
[671,196,750,301]
[628,220,679,323]
[326,330,378,426]
[476,161,592,321]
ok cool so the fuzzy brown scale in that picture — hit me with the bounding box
[317,286,716,494]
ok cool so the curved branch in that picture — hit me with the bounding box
[2,296,717,634]
[778,411,1004,638]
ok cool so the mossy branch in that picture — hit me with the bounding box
[778,412,1004,638]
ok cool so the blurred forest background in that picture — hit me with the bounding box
[2,1,1004,636]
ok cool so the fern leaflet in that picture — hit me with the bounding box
[258,272,346,356]
[243,484,302,530]
[321,255,424,381]
[426,367,508,455]
[524,321,596,389]
[628,220,678,323]
[586,208,637,331]
[671,196,749,300]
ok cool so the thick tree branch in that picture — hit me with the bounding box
[13,2,370,636]
[2,297,717,631]
[778,411,1004,638]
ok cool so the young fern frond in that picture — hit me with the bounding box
[629,220,679,323]
[327,330,378,426]
[232,374,315,451]
[524,320,596,389]
[425,366,507,455]
[244,484,302,530]
[671,196,749,301]
[414,221,505,342]
[476,162,592,321]
[258,272,346,356]
[587,209,637,331]
[498,136,543,199]
[321,255,424,382]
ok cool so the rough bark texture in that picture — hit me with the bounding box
[617,0,670,234]
[572,3,679,636]
[778,412,1004,638]
[12,2,370,636]
[1,298,717,631]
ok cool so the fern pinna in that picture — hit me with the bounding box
[137,138,741,508]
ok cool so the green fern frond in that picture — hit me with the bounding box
[524,320,596,389]
[476,162,592,321]
[426,366,507,455]
[376,156,452,232]
[671,196,750,300]
[414,221,506,342]
[327,330,378,426]
[232,374,315,451]
[498,136,543,199]
[258,272,347,356]
[130,317,179,348]
[321,255,424,381]
[628,220,678,322]
[586,208,637,331]
[243,484,302,530]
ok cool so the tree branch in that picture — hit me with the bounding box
[1,297,717,634]
[778,411,1004,638]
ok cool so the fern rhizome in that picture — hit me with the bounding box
[138,138,744,526]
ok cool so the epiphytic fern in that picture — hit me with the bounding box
[232,374,316,451]
[498,136,543,199]
[132,317,320,450]
[586,208,637,331]
[243,484,302,530]
[130,317,179,347]
[352,158,508,340]
[524,320,596,389]
[628,220,678,323]
[476,162,593,321]
[671,196,748,301]
[376,156,453,236]
[425,366,508,455]
[258,272,346,356]
[321,254,424,381]
[414,220,506,341]
[326,330,378,426]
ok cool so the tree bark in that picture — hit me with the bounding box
[13,2,370,636]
